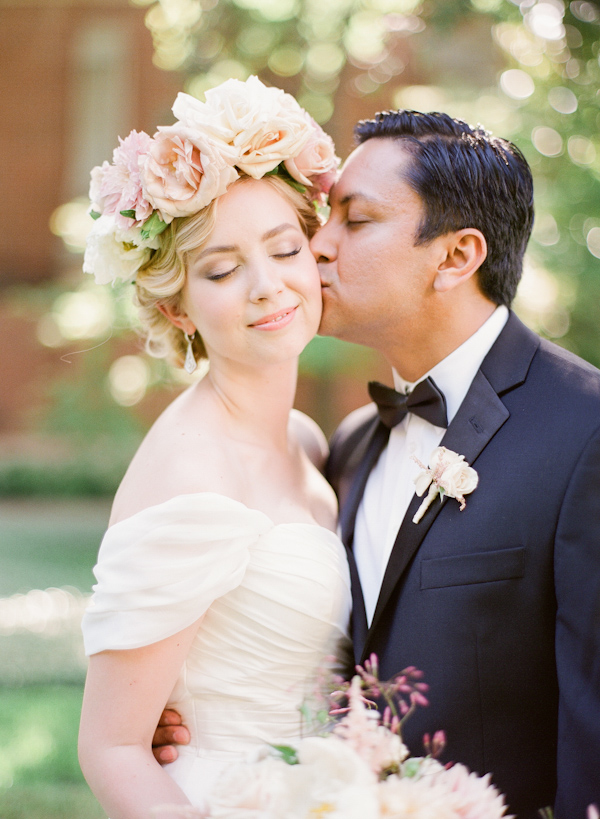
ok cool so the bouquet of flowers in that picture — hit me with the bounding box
[153,656,511,819]
[83,75,339,286]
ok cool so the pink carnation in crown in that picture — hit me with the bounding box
[89,130,154,230]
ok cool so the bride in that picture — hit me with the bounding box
[78,77,352,818]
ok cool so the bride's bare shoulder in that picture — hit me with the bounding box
[109,385,236,525]
[288,409,329,470]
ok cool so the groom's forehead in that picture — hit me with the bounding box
[330,141,416,208]
[334,139,411,196]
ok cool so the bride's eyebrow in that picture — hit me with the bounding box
[194,223,299,260]
[195,244,238,259]
[261,223,299,241]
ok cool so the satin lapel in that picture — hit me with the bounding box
[337,418,390,661]
[339,419,390,547]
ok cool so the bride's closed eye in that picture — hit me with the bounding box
[272,247,301,259]
[207,266,239,281]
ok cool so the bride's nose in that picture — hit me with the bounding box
[248,261,284,302]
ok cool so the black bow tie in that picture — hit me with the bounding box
[368,377,448,429]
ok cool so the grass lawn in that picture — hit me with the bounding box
[0,499,111,818]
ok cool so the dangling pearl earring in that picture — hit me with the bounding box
[184,331,197,374]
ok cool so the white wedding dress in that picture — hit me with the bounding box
[82,493,352,807]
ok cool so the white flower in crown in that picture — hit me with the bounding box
[412,446,479,524]
[83,214,160,286]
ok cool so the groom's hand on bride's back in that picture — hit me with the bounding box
[152,708,190,764]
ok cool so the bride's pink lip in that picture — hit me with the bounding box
[250,306,298,330]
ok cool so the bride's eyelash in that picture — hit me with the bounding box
[207,268,237,281]
[206,248,300,279]
[273,248,301,259]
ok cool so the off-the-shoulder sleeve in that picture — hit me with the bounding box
[81,494,273,655]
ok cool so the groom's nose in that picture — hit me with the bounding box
[309,222,337,264]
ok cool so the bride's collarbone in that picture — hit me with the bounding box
[126,419,337,530]
[221,445,337,530]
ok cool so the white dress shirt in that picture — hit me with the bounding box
[354,306,509,624]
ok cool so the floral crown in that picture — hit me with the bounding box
[83,76,340,287]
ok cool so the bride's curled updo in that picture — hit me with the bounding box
[134,175,322,368]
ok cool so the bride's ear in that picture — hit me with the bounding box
[156,302,196,336]
[433,229,487,294]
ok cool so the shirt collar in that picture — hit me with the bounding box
[392,305,509,425]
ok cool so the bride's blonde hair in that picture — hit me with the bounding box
[135,175,322,368]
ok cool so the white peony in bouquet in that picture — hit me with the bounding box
[153,656,511,819]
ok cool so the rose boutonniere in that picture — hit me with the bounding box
[412,446,478,524]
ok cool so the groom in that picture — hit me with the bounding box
[154,111,600,817]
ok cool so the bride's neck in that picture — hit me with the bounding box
[202,358,298,448]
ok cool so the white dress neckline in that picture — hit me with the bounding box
[108,490,339,536]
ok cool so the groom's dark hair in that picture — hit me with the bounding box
[354,110,534,307]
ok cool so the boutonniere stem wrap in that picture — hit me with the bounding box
[412,447,478,524]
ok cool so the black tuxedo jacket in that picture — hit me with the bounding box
[326,313,600,819]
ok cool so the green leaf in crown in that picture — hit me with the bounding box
[140,212,168,242]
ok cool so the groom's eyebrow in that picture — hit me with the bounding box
[338,192,381,207]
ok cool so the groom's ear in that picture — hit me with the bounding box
[432,228,487,294]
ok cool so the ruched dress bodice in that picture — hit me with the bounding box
[81,493,352,806]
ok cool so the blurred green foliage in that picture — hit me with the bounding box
[136,0,600,365]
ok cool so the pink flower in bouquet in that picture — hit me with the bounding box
[333,676,408,777]
[378,771,457,818]
[436,763,510,818]
[89,130,154,229]
[140,126,239,222]
[284,118,340,190]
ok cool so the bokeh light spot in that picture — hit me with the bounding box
[586,227,600,259]
[268,45,304,77]
[52,289,114,341]
[533,212,560,246]
[500,69,535,100]
[547,85,577,113]
[393,85,447,112]
[232,0,298,21]
[108,356,150,406]
[298,92,334,124]
[568,135,596,165]
[49,199,92,253]
[532,126,563,156]
[305,43,345,78]
[525,2,565,41]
